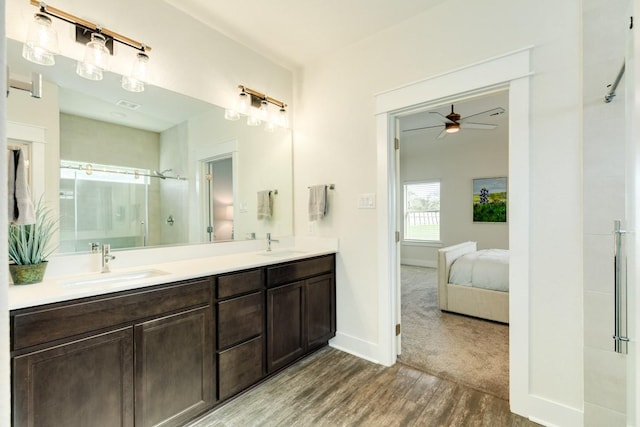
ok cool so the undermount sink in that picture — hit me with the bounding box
[59,269,170,288]
[259,250,307,258]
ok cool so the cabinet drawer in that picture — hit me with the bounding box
[217,269,264,299]
[218,336,263,401]
[12,278,212,351]
[217,292,263,349]
[266,255,334,288]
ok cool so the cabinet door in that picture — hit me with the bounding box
[306,273,336,349]
[13,328,133,427]
[135,306,213,427]
[267,282,305,372]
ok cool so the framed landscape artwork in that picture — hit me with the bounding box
[473,177,507,222]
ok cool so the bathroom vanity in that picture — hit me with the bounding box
[9,250,336,427]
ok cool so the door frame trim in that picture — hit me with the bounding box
[374,46,533,417]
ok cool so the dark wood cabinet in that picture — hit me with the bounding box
[13,328,134,427]
[266,255,336,373]
[11,254,335,426]
[11,278,213,427]
[135,307,213,427]
[215,269,265,401]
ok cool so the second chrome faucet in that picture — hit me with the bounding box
[266,233,279,252]
[101,244,116,273]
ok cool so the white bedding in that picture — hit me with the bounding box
[448,249,509,292]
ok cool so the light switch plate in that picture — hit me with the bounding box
[358,193,376,209]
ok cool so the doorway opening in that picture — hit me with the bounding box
[374,47,532,415]
[203,157,234,242]
[395,90,510,400]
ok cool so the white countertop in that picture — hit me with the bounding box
[9,237,338,310]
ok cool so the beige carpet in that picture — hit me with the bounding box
[398,265,509,400]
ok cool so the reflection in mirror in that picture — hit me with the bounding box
[6,38,293,254]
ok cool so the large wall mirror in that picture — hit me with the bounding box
[6,38,293,254]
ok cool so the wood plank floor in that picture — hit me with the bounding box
[188,347,540,427]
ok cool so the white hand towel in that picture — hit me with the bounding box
[308,185,327,221]
[8,149,36,225]
[257,190,272,220]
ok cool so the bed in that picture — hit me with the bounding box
[437,241,509,323]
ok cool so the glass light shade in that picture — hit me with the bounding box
[264,121,277,132]
[246,115,261,126]
[277,107,288,128]
[445,124,460,133]
[122,52,149,92]
[22,13,59,66]
[76,61,103,81]
[237,92,249,113]
[259,100,269,121]
[225,109,240,121]
[76,33,110,81]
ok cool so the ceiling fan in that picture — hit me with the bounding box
[403,104,505,139]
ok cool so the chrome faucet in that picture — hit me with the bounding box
[101,244,116,273]
[266,233,279,252]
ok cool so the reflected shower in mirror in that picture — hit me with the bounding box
[6,38,293,254]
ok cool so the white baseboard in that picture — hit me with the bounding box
[329,332,380,364]
[401,258,437,268]
[528,394,584,427]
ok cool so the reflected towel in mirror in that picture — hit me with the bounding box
[257,190,272,220]
[308,185,327,221]
[8,148,35,225]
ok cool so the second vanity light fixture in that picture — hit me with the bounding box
[225,85,289,131]
[22,0,152,92]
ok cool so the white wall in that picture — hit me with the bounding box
[582,0,628,425]
[400,97,509,267]
[186,111,293,242]
[295,0,582,424]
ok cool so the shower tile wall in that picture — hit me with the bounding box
[582,1,628,425]
[60,114,162,248]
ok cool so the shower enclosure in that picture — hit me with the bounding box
[59,161,149,253]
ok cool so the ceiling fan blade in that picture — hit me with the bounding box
[428,111,455,124]
[461,107,505,122]
[402,124,444,133]
[436,128,447,139]
[460,122,497,130]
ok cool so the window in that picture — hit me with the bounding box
[404,181,440,242]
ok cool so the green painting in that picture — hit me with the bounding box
[473,177,507,222]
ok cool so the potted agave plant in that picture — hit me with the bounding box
[8,201,57,285]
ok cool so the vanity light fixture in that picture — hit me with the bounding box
[225,85,289,131]
[23,1,152,89]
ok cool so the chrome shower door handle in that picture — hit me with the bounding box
[613,220,629,354]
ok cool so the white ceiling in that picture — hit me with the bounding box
[163,0,446,69]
